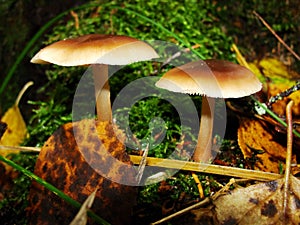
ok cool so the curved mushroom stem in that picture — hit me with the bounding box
[93,64,112,122]
[193,96,215,162]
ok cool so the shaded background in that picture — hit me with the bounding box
[0,0,85,115]
[1,0,299,117]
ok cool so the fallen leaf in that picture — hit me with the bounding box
[248,58,300,116]
[212,176,300,225]
[237,117,296,173]
[0,105,28,148]
[0,81,33,155]
[27,119,137,225]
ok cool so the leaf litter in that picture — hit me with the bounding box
[213,100,300,225]
[151,44,300,224]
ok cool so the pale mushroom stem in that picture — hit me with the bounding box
[92,64,112,122]
[193,96,215,162]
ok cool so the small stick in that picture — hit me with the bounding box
[253,11,300,61]
[283,100,294,216]
[267,81,300,107]
[161,44,201,67]
[151,197,210,225]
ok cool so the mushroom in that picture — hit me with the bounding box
[155,59,262,162]
[31,34,159,122]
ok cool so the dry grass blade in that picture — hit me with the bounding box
[135,143,149,184]
[130,155,282,181]
[0,145,282,181]
[0,145,40,152]
[69,189,97,225]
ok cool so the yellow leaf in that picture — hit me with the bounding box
[237,117,295,173]
[232,45,300,116]
[249,58,300,116]
[0,105,28,147]
[0,81,33,156]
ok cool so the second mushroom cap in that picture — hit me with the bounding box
[155,59,262,98]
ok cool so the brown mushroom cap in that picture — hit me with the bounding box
[31,34,159,66]
[155,59,262,98]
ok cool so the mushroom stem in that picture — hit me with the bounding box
[193,96,215,162]
[92,64,112,122]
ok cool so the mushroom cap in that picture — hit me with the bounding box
[155,59,262,98]
[31,34,159,66]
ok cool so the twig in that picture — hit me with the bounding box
[267,81,300,107]
[253,11,300,61]
[161,44,201,67]
[251,96,300,138]
[283,100,294,216]
[211,178,236,201]
[151,197,210,225]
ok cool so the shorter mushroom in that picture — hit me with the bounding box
[156,59,262,162]
[31,34,159,122]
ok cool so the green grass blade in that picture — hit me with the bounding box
[251,96,300,138]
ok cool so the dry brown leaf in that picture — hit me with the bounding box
[237,117,296,173]
[212,176,300,225]
[27,119,137,225]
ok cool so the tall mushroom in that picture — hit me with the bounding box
[31,34,159,122]
[155,59,262,162]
